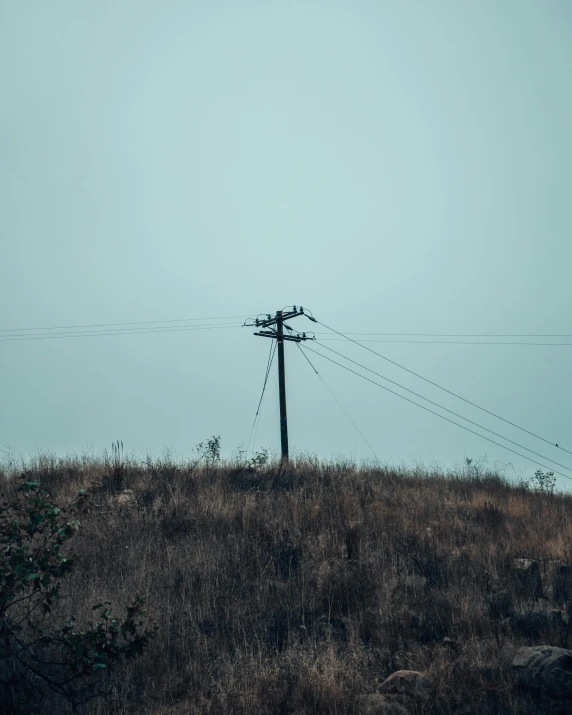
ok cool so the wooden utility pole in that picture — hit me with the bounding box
[275,311,289,459]
[247,306,315,463]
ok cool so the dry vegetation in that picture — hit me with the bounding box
[2,452,572,714]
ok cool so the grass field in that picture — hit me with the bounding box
[2,452,571,714]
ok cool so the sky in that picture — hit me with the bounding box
[1,1,572,488]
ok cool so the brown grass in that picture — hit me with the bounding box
[2,454,572,714]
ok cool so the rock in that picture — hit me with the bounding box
[513,645,572,698]
[379,670,434,701]
[513,558,542,599]
[442,636,458,648]
[403,574,428,591]
[115,489,136,507]
[355,694,410,715]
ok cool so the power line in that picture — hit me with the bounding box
[0,321,240,340]
[249,341,276,456]
[294,341,378,460]
[315,332,572,337]
[317,319,572,457]
[303,344,572,482]
[0,323,243,343]
[311,341,572,475]
[0,314,253,333]
[245,340,277,456]
[318,339,572,346]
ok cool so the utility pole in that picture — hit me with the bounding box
[276,311,288,459]
[245,306,316,463]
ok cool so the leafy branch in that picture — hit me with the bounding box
[0,479,155,714]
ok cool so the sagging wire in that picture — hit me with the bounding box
[295,340,378,460]
[245,340,277,456]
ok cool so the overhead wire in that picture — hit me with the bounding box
[302,343,572,482]
[0,314,254,333]
[315,332,572,337]
[293,339,378,460]
[316,319,571,456]
[317,339,572,346]
[250,342,276,456]
[310,341,572,475]
[0,323,243,343]
[245,340,277,456]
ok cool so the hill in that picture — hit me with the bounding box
[2,454,572,714]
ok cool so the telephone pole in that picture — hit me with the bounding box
[276,312,288,459]
[245,306,316,462]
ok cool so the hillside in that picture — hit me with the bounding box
[2,454,572,714]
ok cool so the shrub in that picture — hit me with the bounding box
[529,469,556,495]
[193,436,221,466]
[0,478,154,714]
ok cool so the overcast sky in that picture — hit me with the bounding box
[1,1,571,488]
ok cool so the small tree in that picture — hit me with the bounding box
[0,478,155,714]
[251,448,269,469]
[529,469,556,495]
[193,436,221,466]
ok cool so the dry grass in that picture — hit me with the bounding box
[2,454,572,714]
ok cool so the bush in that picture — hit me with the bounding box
[0,478,154,714]
[529,469,556,495]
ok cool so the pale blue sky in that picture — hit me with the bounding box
[1,1,571,487]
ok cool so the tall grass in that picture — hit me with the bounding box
[2,454,571,714]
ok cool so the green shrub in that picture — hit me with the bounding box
[0,478,154,714]
[529,469,556,495]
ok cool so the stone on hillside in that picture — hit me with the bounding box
[379,670,434,701]
[513,645,572,699]
[403,574,428,591]
[512,558,542,599]
[115,488,136,507]
[355,694,410,715]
